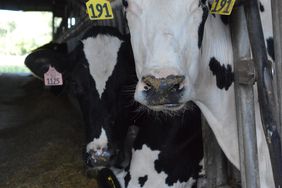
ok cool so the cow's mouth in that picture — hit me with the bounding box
[86,149,112,168]
[148,103,185,111]
[85,149,117,178]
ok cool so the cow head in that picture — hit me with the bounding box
[124,0,223,111]
[24,26,137,173]
[25,42,68,79]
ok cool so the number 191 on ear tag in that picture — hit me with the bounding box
[86,0,114,20]
[210,0,236,15]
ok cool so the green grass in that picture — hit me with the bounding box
[0,65,30,73]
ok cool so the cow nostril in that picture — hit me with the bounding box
[170,83,180,92]
[144,85,151,91]
[170,82,184,93]
[142,75,156,91]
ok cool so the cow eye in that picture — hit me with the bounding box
[122,0,128,8]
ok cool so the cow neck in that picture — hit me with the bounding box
[194,12,275,187]
[193,15,240,169]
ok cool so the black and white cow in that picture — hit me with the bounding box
[122,103,203,188]
[122,0,275,187]
[25,24,205,188]
[96,103,203,188]
[25,26,136,170]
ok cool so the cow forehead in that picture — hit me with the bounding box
[126,0,202,23]
[126,0,198,10]
[126,1,206,79]
[126,0,205,36]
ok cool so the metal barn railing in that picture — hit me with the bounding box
[231,5,260,188]
[52,2,127,50]
[243,0,282,186]
[204,0,282,187]
[271,0,282,153]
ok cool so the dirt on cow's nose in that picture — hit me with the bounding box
[0,73,98,188]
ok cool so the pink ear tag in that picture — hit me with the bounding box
[44,66,63,86]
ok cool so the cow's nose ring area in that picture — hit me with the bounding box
[86,148,112,169]
[142,75,185,94]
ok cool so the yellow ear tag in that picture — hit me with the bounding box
[107,176,116,188]
[86,0,114,20]
[210,0,236,15]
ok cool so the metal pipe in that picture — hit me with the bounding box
[271,0,282,151]
[231,6,260,188]
[244,0,282,187]
[201,116,229,188]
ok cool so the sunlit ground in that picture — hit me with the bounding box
[0,10,52,73]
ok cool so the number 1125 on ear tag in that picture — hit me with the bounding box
[86,0,114,20]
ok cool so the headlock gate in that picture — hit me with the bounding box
[204,0,282,187]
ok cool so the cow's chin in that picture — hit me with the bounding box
[147,103,186,112]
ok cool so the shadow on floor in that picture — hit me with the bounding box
[0,73,98,188]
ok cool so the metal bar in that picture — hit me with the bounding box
[55,5,127,43]
[231,6,259,188]
[52,12,55,40]
[201,116,230,188]
[55,15,91,43]
[244,0,282,187]
[271,0,282,151]
[0,1,52,11]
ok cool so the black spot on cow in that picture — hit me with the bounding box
[122,0,128,8]
[124,171,131,187]
[138,175,148,187]
[198,6,209,48]
[199,0,207,6]
[97,168,121,188]
[209,57,234,90]
[267,37,275,61]
[151,104,202,186]
[259,2,265,12]
[220,15,229,25]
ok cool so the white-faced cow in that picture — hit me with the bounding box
[25,25,205,188]
[122,0,275,187]
[25,26,136,170]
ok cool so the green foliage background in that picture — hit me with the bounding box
[0,11,52,72]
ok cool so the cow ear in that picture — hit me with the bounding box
[25,45,67,79]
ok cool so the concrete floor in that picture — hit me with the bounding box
[0,73,98,188]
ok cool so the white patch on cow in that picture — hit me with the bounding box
[199,159,205,176]
[82,34,122,98]
[86,128,108,152]
[194,9,274,188]
[126,144,195,188]
[260,0,273,43]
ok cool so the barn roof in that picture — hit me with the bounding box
[0,0,73,17]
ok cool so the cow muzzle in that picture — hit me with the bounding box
[85,144,124,177]
[86,148,112,168]
[136,75,185,111]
